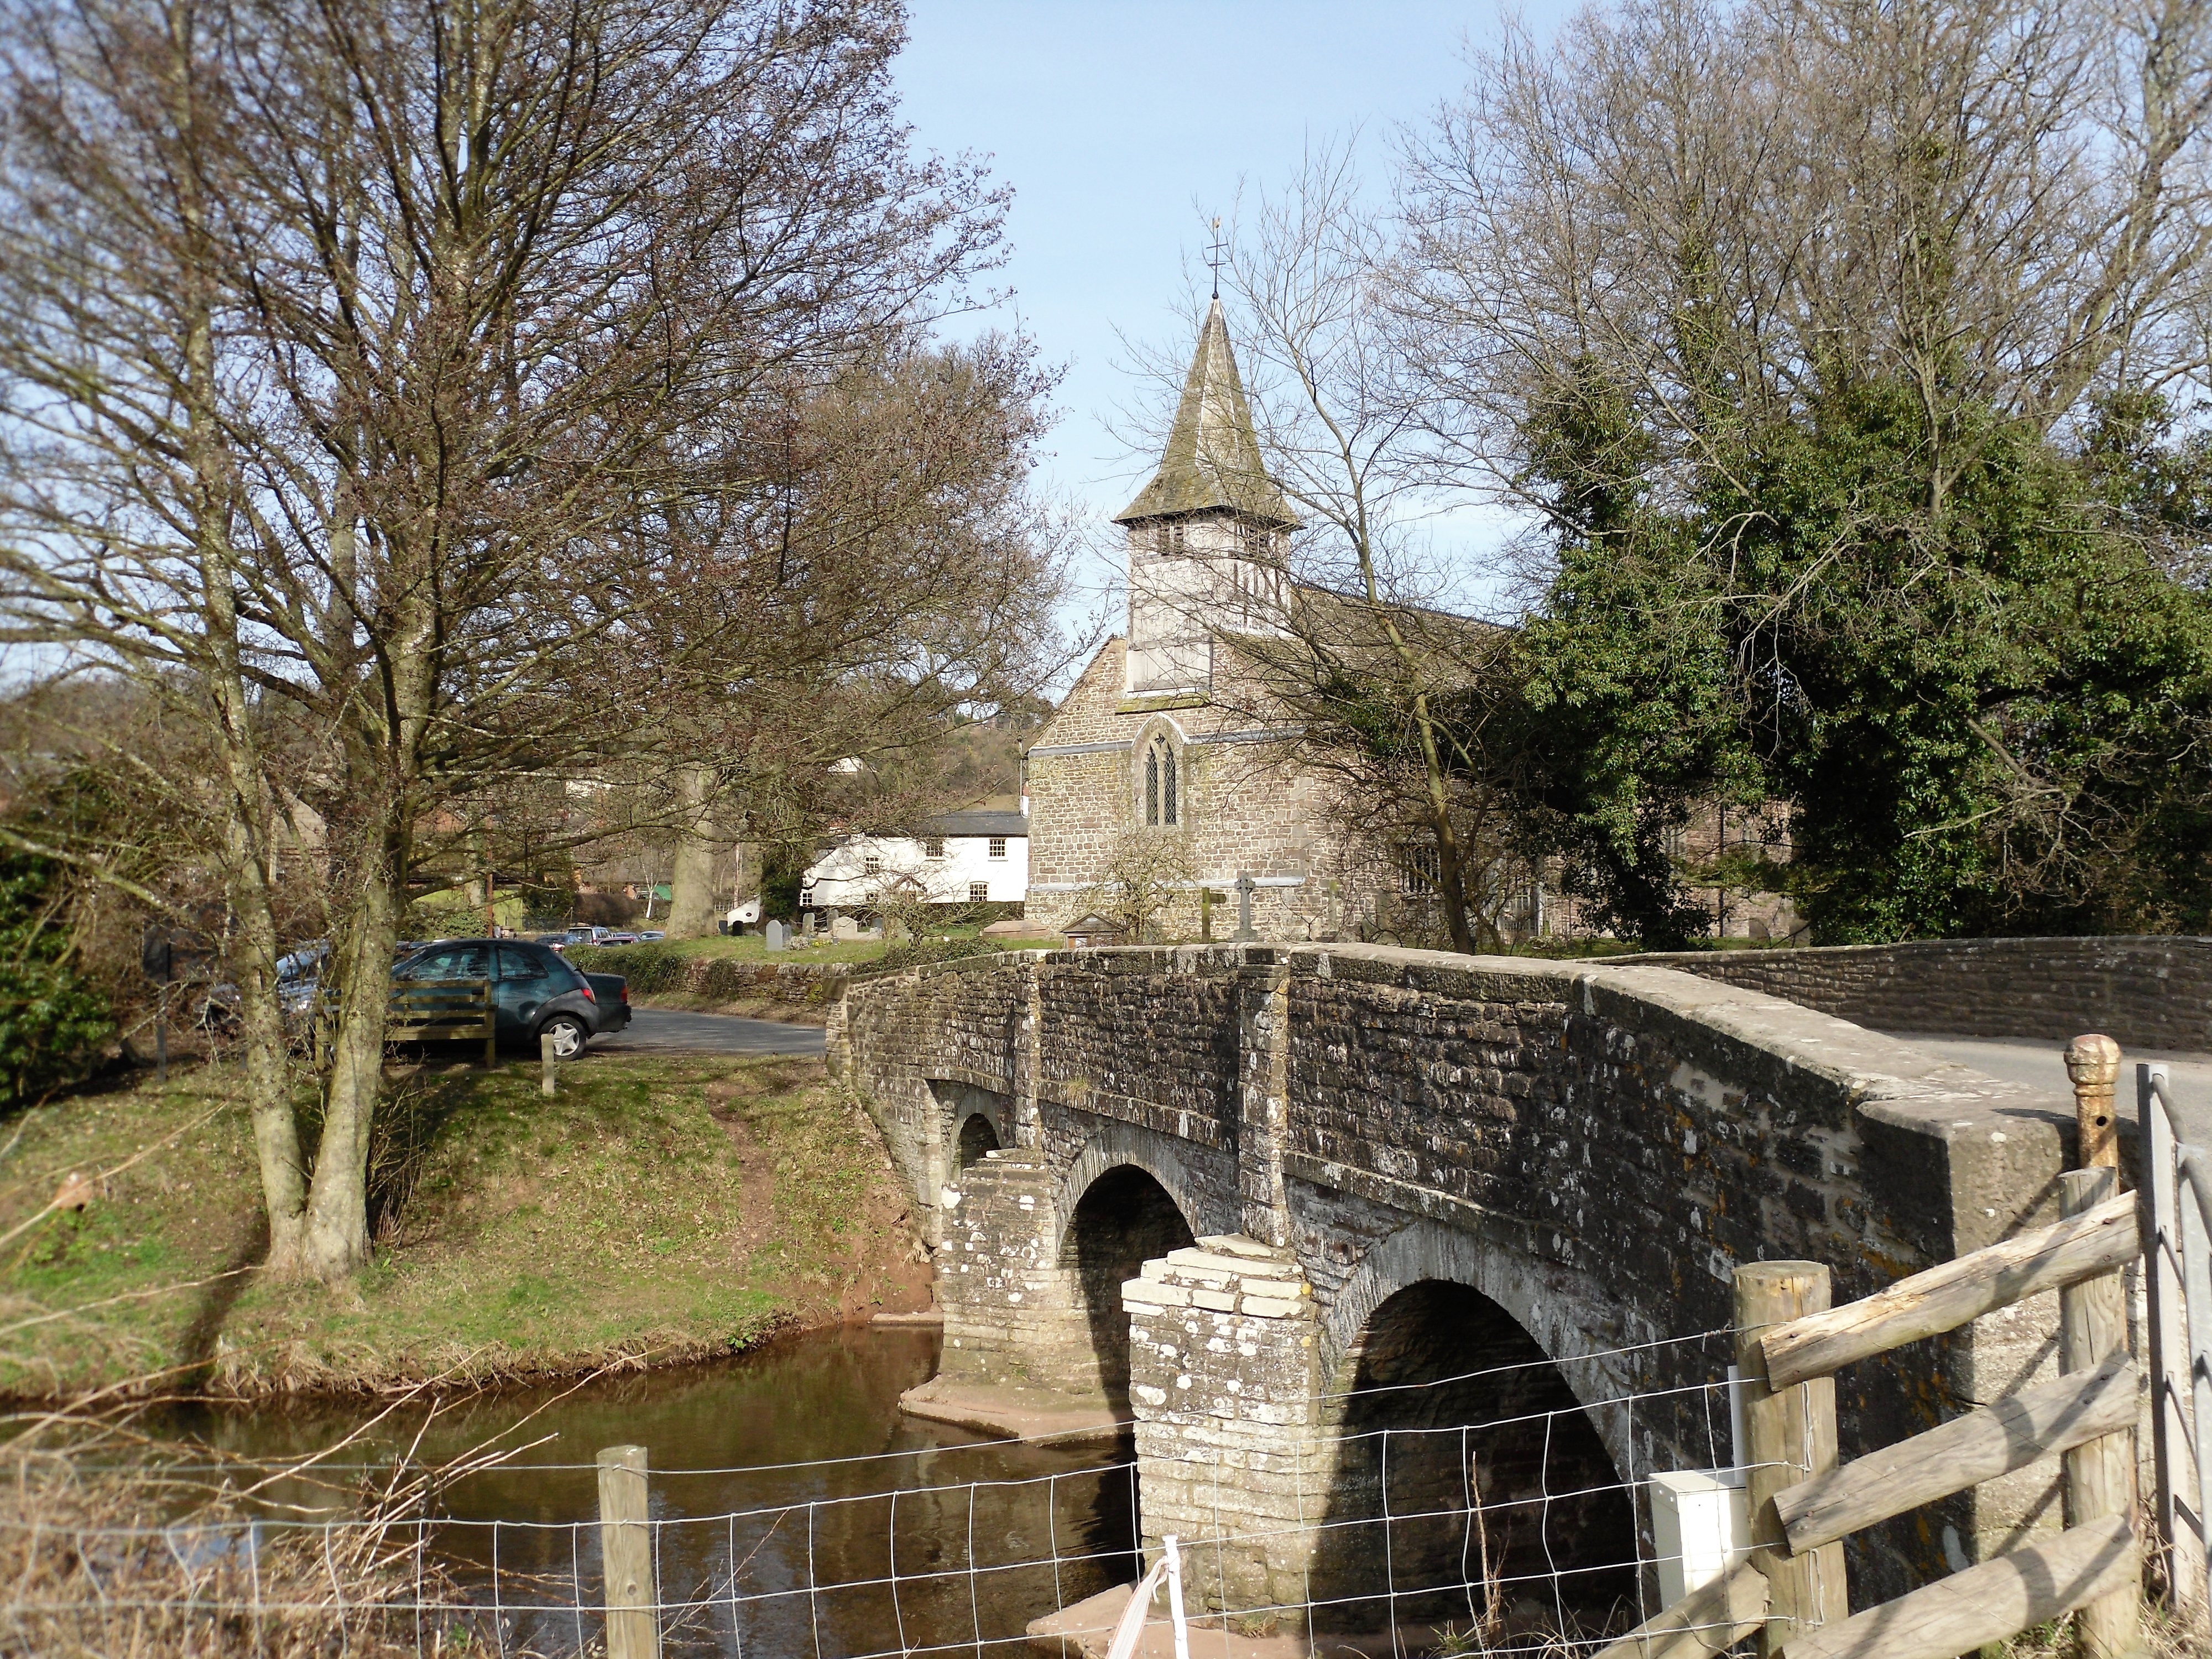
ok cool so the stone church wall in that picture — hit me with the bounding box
[1023,638,1349,940]
[1024,637,1412,942]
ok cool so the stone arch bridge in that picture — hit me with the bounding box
[831,943,2079,1621]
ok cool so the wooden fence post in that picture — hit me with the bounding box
[482,980,497,1071]
[2060,1166,2142,1658]
[541,1031,558,1098]
[2067,1034,2122,1169]
[597,1444,661,1659]
[1735,1261,1848,1656]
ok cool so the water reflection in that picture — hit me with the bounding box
[168,1327,1138,1656]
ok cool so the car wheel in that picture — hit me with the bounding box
[538,1015,589,1061]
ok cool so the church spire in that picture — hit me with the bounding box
[1114,299,1300,529]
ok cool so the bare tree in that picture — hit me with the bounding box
[0,0,320,1264]
[1400,0,2212,530]
[642,337,1082,935]
[1074,829,1196,944]
[1181,143,1516,954]
[0,0,1009,1277]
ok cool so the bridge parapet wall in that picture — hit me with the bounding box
[1624,933,2212,1051]
[838,942,2079,1603]
[1031,947,1243,1133]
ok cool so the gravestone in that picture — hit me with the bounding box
[1234,872,1259,941]
[764,919,786,951]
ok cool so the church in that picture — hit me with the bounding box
[1020,299,1803,948]
[1021,300,1408,943]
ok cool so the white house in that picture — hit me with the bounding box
[801,803,1030,913]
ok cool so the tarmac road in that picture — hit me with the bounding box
[595,1006,827,1058]
[1885,1031,2212,1149]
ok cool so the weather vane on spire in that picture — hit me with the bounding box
[1206,217,1227,300]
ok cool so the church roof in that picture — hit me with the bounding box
[1115,299,1300,529]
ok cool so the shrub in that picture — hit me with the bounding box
[0,852,111,1108]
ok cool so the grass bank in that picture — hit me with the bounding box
[572,931,1048,1021]
[602,933,890,965]
[0,1051,929,1401]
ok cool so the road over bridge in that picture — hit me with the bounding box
[832,943,2096,1628]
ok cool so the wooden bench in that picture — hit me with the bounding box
[386,978,496,1068]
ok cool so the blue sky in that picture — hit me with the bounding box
[893,1,1571,608]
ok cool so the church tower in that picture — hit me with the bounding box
[1114,299,1300,695]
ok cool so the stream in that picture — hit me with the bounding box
[164,1326,1136,1656]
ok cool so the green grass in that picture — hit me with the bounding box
[0,1051,927,1400]
[596,933,888,964]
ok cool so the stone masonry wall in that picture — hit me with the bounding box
[837,943,2080,1608]
[1628,935,2212,1052]
[1022,638,1390,942]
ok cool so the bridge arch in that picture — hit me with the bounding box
[925,1079,1011,1181]
[1049,1120,1237,1256]
[1050,1123,1235,1411]
[954,1111,1000,1170]
[1313,1222,1641,1635]
[1321,1217,1637,1474]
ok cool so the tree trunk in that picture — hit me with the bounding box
[299,810,402,1280]
[223,787,308,1273]
[1413,695,1477,954]
[665,764,724,937]
[298,586,433,1281]
[173,50,310,1272]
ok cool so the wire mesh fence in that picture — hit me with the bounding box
[0,1328,1762,1657]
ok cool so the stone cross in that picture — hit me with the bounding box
[1234,872,1258,941]
[765,919,786,952]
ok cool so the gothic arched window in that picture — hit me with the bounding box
[1143,734,1179,827]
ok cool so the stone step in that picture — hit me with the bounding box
[1161,1246,1300,1280]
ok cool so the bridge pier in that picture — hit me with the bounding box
[1123,1236,1323,1623]
[909,1149,1098,1396]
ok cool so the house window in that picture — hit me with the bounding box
[1143,735,1178,827]
[864,854,881,876]
[1399,844,1441,897]
[988,837,1008,859]
[924,837,945,859]
[969,881,990,904]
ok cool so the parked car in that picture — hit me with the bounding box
[599,931,639,946]
[276,941,329,1022]
[389,937,629,1058]
[635,930,666,942]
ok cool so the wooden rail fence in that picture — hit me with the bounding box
[1598,1031,2147,1659]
